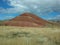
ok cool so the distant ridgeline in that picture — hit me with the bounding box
[49,20,60,24]
[0,20,9,26]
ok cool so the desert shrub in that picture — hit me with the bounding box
[55,41,60,45]
[0,32,31,39]
[0,35,4,38]
[53,38,60,45]
[36,35,56,45]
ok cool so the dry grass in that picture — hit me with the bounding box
[0,26,60,45]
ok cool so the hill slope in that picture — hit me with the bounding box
[4,13,52,27]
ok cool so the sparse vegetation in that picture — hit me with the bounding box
[0,26,60,45]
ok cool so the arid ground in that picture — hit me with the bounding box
[0,26,60,45]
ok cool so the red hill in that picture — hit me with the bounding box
[4,13,51,27]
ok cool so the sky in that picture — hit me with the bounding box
[0,0,60,20]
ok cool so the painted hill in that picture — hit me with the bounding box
[4,13,52,27]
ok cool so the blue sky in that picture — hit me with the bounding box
[0,0,60,20]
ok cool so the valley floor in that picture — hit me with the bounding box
[0,26,60,45]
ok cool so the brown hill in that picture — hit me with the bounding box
[4,13,52,27]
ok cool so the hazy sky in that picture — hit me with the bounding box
[0,0,60,20]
